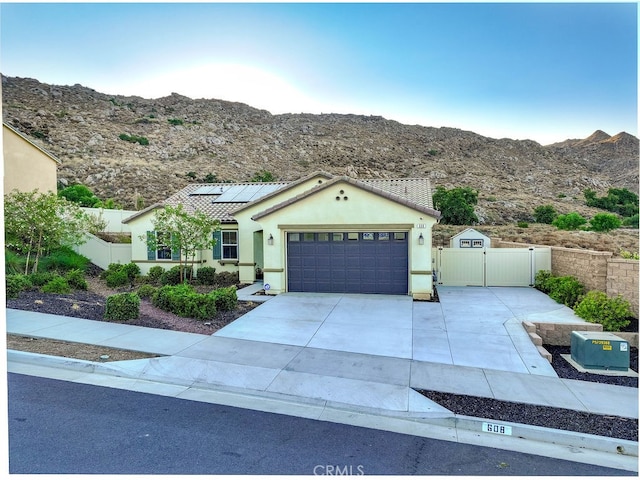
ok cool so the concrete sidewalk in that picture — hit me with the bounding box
[6,286,639,472]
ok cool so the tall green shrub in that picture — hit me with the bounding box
[41,276,71,294]
[574,291,632,332]
[546,276,585,308]
[6,274,33,299]
[105,293,140,321]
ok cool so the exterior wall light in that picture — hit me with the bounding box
[418,233,424,245]
[268,234,274,246]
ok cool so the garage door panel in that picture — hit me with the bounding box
[287,231,408,295]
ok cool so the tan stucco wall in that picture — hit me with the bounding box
[3,125,58,193]
[250,179,437,299]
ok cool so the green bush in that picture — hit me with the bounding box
[147,265,165,283]
[533,270,553,293]
[208,286,238,311]
[214,271,240,287]
[196,266,216,285]
[517,221,529,228]
[65,269,88,290]
[40,246,90,273]
[547,276,585,308]
[28,271,57,287]
[6,274,33,299]
[119,133,149,146]
[533,205,557,224]
[152,283,217,320]
[104,293,140,321]
[622,214,639,228]
[122,262,141,280]
[552,212,587,230]
[574,291,632,332]
[105,269,129,288]
[5,248,25,275]
[41,276,71,294]
[160,265,192,285]
[589,213,621,232]
[137,283,157,299]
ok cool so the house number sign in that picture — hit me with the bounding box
[482,422,512,436]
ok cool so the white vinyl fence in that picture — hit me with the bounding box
[81,208,138,233]
[432,246,551,287]
[74,233,132,270]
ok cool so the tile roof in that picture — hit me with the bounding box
[123,172,439,224]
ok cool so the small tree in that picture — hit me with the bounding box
[5,190,91,274]
[533,205,557,224]
[552,212,587,230]
[432,186,478,225]
[142,204,220,282]
[589,213,622,232]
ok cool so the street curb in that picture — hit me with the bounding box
[8,349,638,471]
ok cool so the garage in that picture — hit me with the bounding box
[287,231,409,295]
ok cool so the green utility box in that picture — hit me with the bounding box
[571,331,630,371]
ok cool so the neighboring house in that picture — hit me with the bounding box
[3,122,60,193]
[124,171,441,299]
[450,228,491,248]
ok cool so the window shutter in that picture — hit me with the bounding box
[147,231,155,260]
[213,230,222,259]
[171,233,181,261]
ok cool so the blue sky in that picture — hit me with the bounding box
[1,2,637,144]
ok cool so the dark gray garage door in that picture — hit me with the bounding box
[287,232,408,295]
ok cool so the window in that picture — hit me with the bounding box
[460,239,471,248]
[288,233,300,242]
[222,230,238,259]
[378,232,390,241]
[362,232,374,240]
[394,232,406,241]
[156,232,173,260]
[472,239,484,248]
[318,233,330,241]
[348,232,359,241]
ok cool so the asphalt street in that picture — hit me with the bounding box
[7,373,635,476]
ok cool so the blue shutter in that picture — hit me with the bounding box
[213,230,222,259]
[171,233,181,261]
[147,231,155,260]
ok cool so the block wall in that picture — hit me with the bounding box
[607,259,639,317]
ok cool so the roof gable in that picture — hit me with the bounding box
[251,175,440,221]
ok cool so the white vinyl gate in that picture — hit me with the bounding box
[432,247,551,287]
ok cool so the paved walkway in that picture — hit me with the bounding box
[6,286,639,471]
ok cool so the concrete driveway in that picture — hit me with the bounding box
[216,286,575,375]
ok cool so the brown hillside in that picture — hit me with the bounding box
[2,75,638,228]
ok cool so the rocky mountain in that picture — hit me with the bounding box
[2,75,638,224]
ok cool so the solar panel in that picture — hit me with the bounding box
[212,183,284,203]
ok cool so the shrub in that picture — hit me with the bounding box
[208,286,238,311]
[622,214,639,228]
[588,213,621,232]
[122,262,141,280]
[533,205,557,224]
[5,248,25,275]
[40,246,90,273]
[41,276,71,294]
[534,270,553,293]
[65,269,88,290]
[104,293,140,321]
[552,212,587,230]
[105,269,129,288]
[6,274,33,299]
[152,283,217,319]
[137,284,157,299]
[119,133,149,145]
[215,271,240,287]
[148,265,165,283]
[159,266,183,286]
[620,250,639,260]
[196,266,216,285]
[28,271,57,287]
[168,118,184,126]
[574,291,632,332]
[547,276,585,308]
[516,221,529,228]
